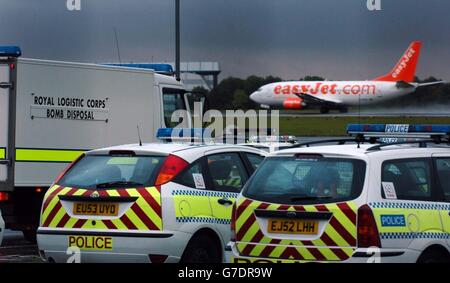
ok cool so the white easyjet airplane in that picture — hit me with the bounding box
[250,41,444,113]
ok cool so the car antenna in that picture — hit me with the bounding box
[114,27,122,64]
[137,125,142,146]
[357,92,361,149]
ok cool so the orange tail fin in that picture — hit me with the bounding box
[374,41,422,83]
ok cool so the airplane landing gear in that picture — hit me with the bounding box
[320,107,330,114]
[338,107,348,113]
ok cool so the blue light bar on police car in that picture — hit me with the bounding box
[347,124,450,139]
[249,135,298,143]
[0,46,22,57]
[156,128,212,141]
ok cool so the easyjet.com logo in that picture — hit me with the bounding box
[392,48,415,79]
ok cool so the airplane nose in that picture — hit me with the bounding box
[250,92,259,102]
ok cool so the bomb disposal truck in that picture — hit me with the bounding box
[0,46,195,241]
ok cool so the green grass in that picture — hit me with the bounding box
[279,117,450,136]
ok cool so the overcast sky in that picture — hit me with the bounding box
[0,0,449,80]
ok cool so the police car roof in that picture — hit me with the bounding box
[87,143,264,162]
[243,142,296,146]
[271,144,371,158]
[88,143,196,153]
[270,143,450,158]
[241,142,298,151]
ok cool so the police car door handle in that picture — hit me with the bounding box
[218,198,233,206]
[0,159,11,166]
[0,82,13,89]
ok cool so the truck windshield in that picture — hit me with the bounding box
[163,88,187,128]
[243,156,366,204]
[57,155,165,189]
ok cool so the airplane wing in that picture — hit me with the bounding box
[417,81,446,88]
[395,80,446,89]
[293,92,342,106]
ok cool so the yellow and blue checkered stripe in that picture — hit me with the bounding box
[380,232,450,240]
[172,189,238,198]
[175,217,231,225]
[370,202,450,210]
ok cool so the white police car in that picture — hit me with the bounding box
[227,124,450,263]
[37,129,266,263]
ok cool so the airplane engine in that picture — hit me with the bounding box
[283,98,304,109]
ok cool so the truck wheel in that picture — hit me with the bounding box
[22,230,37,244]
[181,234,221,263]
[417,248,450,263]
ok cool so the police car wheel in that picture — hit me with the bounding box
[417,248,450,263]
[181,234,221,263]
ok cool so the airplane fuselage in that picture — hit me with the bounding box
[251,81,415,107]
[249,42,428,111]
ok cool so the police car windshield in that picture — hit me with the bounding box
[243,156,366,204]
[57,155,165,189]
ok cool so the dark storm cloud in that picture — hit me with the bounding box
[0,0,449,80]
